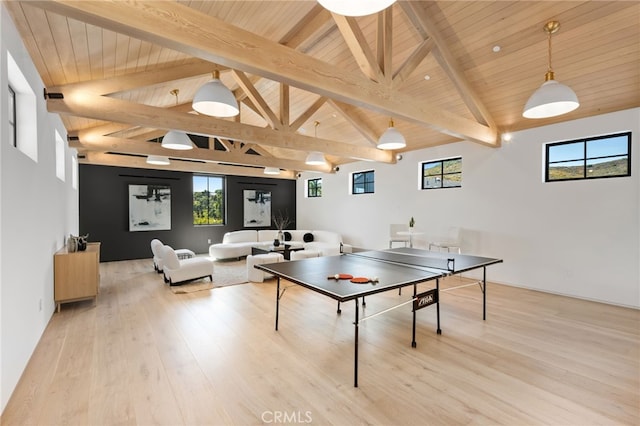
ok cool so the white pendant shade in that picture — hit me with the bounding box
[305,151,326,166]
[161,130,193,150]
[192,73,239,117]
[318,0,395,16]
[146,155,170,166]
[377,119,406,150]
[523,79,579,119]
[523,21,579,119]
[264,167,281,175]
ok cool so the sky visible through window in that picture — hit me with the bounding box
[193,175,223,192]
[548,135,628,165]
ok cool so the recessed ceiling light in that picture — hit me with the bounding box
[492,45,501,53]
[424,75,431,80]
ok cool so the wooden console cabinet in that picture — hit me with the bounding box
[54,242,101,312]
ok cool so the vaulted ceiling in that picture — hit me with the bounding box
[5,1,639,179]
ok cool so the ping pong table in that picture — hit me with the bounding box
[255,247,502,387]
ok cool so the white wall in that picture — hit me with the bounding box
[1,5,79,412]
[297,108,639,308]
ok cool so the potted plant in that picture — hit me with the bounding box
[409,216,415,229]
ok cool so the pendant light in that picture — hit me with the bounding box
[377,118,406,150]
[318,0,395,16]
[305,121,327,166]
[161,89,193,150]
[523,21,579,119]
[192,70,239,117]
[264,167,281,175]
[146,155,170,166]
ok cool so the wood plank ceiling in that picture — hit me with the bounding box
[5,1,639,179]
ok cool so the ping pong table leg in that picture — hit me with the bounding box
[275,277,280,331]
[412,284,417,348]
[482,267,487,321]
[337,301,341,314]
[354,298,359,388]
[436,278,441,335]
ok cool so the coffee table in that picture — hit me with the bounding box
[251,243,304,260]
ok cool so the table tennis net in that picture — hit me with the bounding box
[347,250,455,272]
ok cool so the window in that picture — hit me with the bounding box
[307,178,322,197]
[71,155,78,190]
[55,130,65,181]
[8,51,37,161]
[421,157,462,189]
[352,170,374,194]
[193,175,226,225]
[8,85,16,147]
[546,132,631,182]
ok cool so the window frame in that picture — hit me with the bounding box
[420,156,462,190]
[352,170,375,195]
[307,178,322,198]
[192,175,226,226]
[8,85,16,147]
[545,132,632,182]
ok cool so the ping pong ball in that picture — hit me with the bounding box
[334,274,339,280]
[373,277,379,282]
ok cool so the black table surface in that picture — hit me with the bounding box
[255,248,502,302]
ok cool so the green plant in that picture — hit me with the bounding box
[409,216,415,228]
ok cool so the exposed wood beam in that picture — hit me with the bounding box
[215,138,234,151]
[48,94,393,163]
[71,135,330,173]
[328,99,378,146]
[49,58,223,95]
[377,9,393,84]
[280,83,290,129]
[33,0,497,146]
[279,4,332,50]
[400,1,497,129]
[332,13,383,82]
[80,152,297,179]
[290,96,327,132]
[393,38,434,85]
[232,70,282,130]
[73,122,133,139]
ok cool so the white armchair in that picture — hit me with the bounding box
[162,245,214,286]
[150,239,195,272]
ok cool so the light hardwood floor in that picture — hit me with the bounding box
[2,258,639,425]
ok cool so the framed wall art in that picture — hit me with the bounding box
[129,184,171,231]
[243,189,271,227]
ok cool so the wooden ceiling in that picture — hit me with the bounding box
[5,1,639,179]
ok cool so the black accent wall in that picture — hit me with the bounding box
[79,165,296,262]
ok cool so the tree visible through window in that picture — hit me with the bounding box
[352,170,374,194]
[307,178,322,197]
[546,132,631,182]
[421,157,462,189]
[193,175,225,225]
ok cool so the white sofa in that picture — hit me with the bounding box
[208,229,344,260]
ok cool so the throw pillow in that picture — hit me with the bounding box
[283,231,292,241]
[303,232,314,243]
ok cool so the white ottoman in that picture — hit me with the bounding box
[290,250,321,260]
[246,253,284,282]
